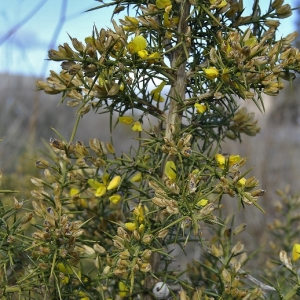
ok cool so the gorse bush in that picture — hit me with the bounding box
[1,0,300,299]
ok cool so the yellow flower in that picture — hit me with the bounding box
[165,31,173,39]
[109,194,121,205]
[70,188,80,196]
[56,262,74,275]
[61,275,69,285]
[203,67,219,80]
[147,52,161,64]
[125,16,139,26]
[215,153,226,168]
[165,160,176,181]
[210,0,227,8]
[78,290,90,300]
[194,103,207,114]
[119,281,130,298]
[125,222,137,231]
[70,188,88,207]
[292,243,300,261]
[156,0,171,9]
[132,121,143,132]
[139,223,145,234]
[138,49,148,59]
[95,185,106,197]
[130,172,142,182]
[164,12,171,27]
[244,36,257,47]
[150,81,166,102]
[215,154,241,169]
[197,199,208,207]
[127,35,147,54]
[88,179,106,197]
[222,68,230,82]
[88,179,102,189]
[119,116,134,125]
[85,36,95,45]
[229,155,241,165]
[107,175,121,190]
[134,203,145,223]
[238,177,246,186]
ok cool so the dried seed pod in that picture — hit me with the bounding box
[14,197,23,210]
[231,241,244,255]
[93,244,106,254]
[102,265,110,274]
[72,229,84,238]
[106,142,115,154]
[141,249,152,262]
[36,159,50,169]
[157,229,168,239]
[113,239,124,250]
[20,212,33,224]
[140,262,151,273]
[117,227,130,241]
[82,245,96,256]
[119,249,130,260]
[142,234,153,244]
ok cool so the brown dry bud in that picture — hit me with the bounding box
[142,234,153,244]
[113,239,124,250]
[70,37,85,53]
[231,241,244,255]
[276,4,292,19]
[140,262,151,273]
[93,243,106,254]
[20,212,33,224]
[14,197,23,210]
[264,19,280,28]
[119,249,131,260]
[157,229,169,239]
[36,159,49,169]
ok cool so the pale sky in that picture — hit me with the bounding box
[0,0,297,78]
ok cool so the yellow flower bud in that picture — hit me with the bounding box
[130,172,142,183]
[292,243,300,261]
[119,116,134,125]
[109,194,121,205]
[194,103,207,114]
[215,153,226,168]
[165,161,176,181]
[56,262,74,274]
[119,281,130,298]
[237,177,246,186]
[150,81,166,102]
[107,176,121,190]
[203,67,219,80]
[156,0,171,9]
[95,186,107,197]
[125,222,136,231]
[138,49,148,59]
[132,121,143,132]
[196,199,208,207]
[125,16,139,26]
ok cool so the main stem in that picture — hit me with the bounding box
[165,1,191,141]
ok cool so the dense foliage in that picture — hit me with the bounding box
[1,0,300,299]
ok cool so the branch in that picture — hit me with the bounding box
[165,0,191,141]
